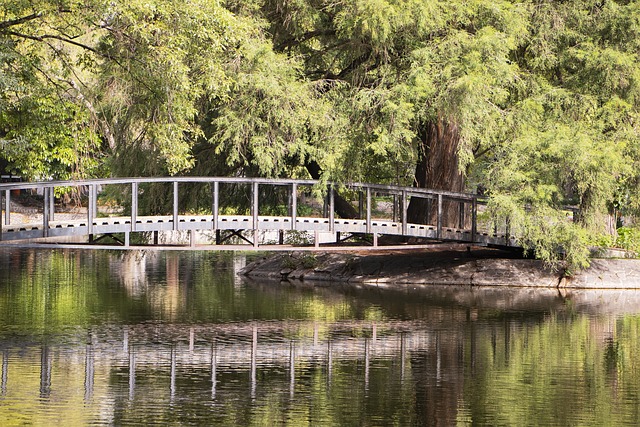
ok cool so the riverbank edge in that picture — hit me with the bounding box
[240,244,640,289]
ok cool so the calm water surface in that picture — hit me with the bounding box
[1,248,640,426]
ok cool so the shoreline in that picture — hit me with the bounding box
[240,244,640,289]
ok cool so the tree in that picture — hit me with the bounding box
[221,0,525,223]
[0,0,243,179]
[2,0,639,267]
[480,0,640,265]
[220,0,639,266]
[0,1,103,179]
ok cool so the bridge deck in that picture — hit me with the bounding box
[1,214,513,248]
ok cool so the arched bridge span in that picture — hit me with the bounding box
[0,177,515,249]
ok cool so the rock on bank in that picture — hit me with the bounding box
[240,245,640,289]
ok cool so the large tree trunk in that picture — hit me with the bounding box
[407,116,466,228]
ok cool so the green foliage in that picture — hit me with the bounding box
[608,226,640,254]
[2,0,640,268]
[0,90,102,180]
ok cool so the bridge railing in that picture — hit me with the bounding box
[0,177,510,246]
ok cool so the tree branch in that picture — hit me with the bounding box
[8,29,156,95]
[0,12,42,30]
[7,30,103,57]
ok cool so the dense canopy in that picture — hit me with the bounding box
[1,0,640,267]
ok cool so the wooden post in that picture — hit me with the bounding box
[401,190,408,236]
[459,201,465,230]
[437,194,443,239]
[329,185,335,233]
[252,182,259,247]
[91,184,98,225]
[3,189,9,226]
[212,181,219,230]
[291,183,297,231]
[173,181,179,231]
[88,184,94,237]
[471,197,477,243]
[131,182,138,232]
[366,187,372,234]
[43,187,50,238]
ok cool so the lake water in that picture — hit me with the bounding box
[1,248,640,426]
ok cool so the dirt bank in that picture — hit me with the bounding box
[240,244,640,289]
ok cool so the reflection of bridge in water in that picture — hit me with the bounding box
[0,320,444,400]
[1,177,517,249]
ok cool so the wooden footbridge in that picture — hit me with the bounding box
[0,177,515,250]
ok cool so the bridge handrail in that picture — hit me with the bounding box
[1,176,509,247]
[0,176,482,202]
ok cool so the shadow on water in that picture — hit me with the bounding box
[244,274,640,318]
